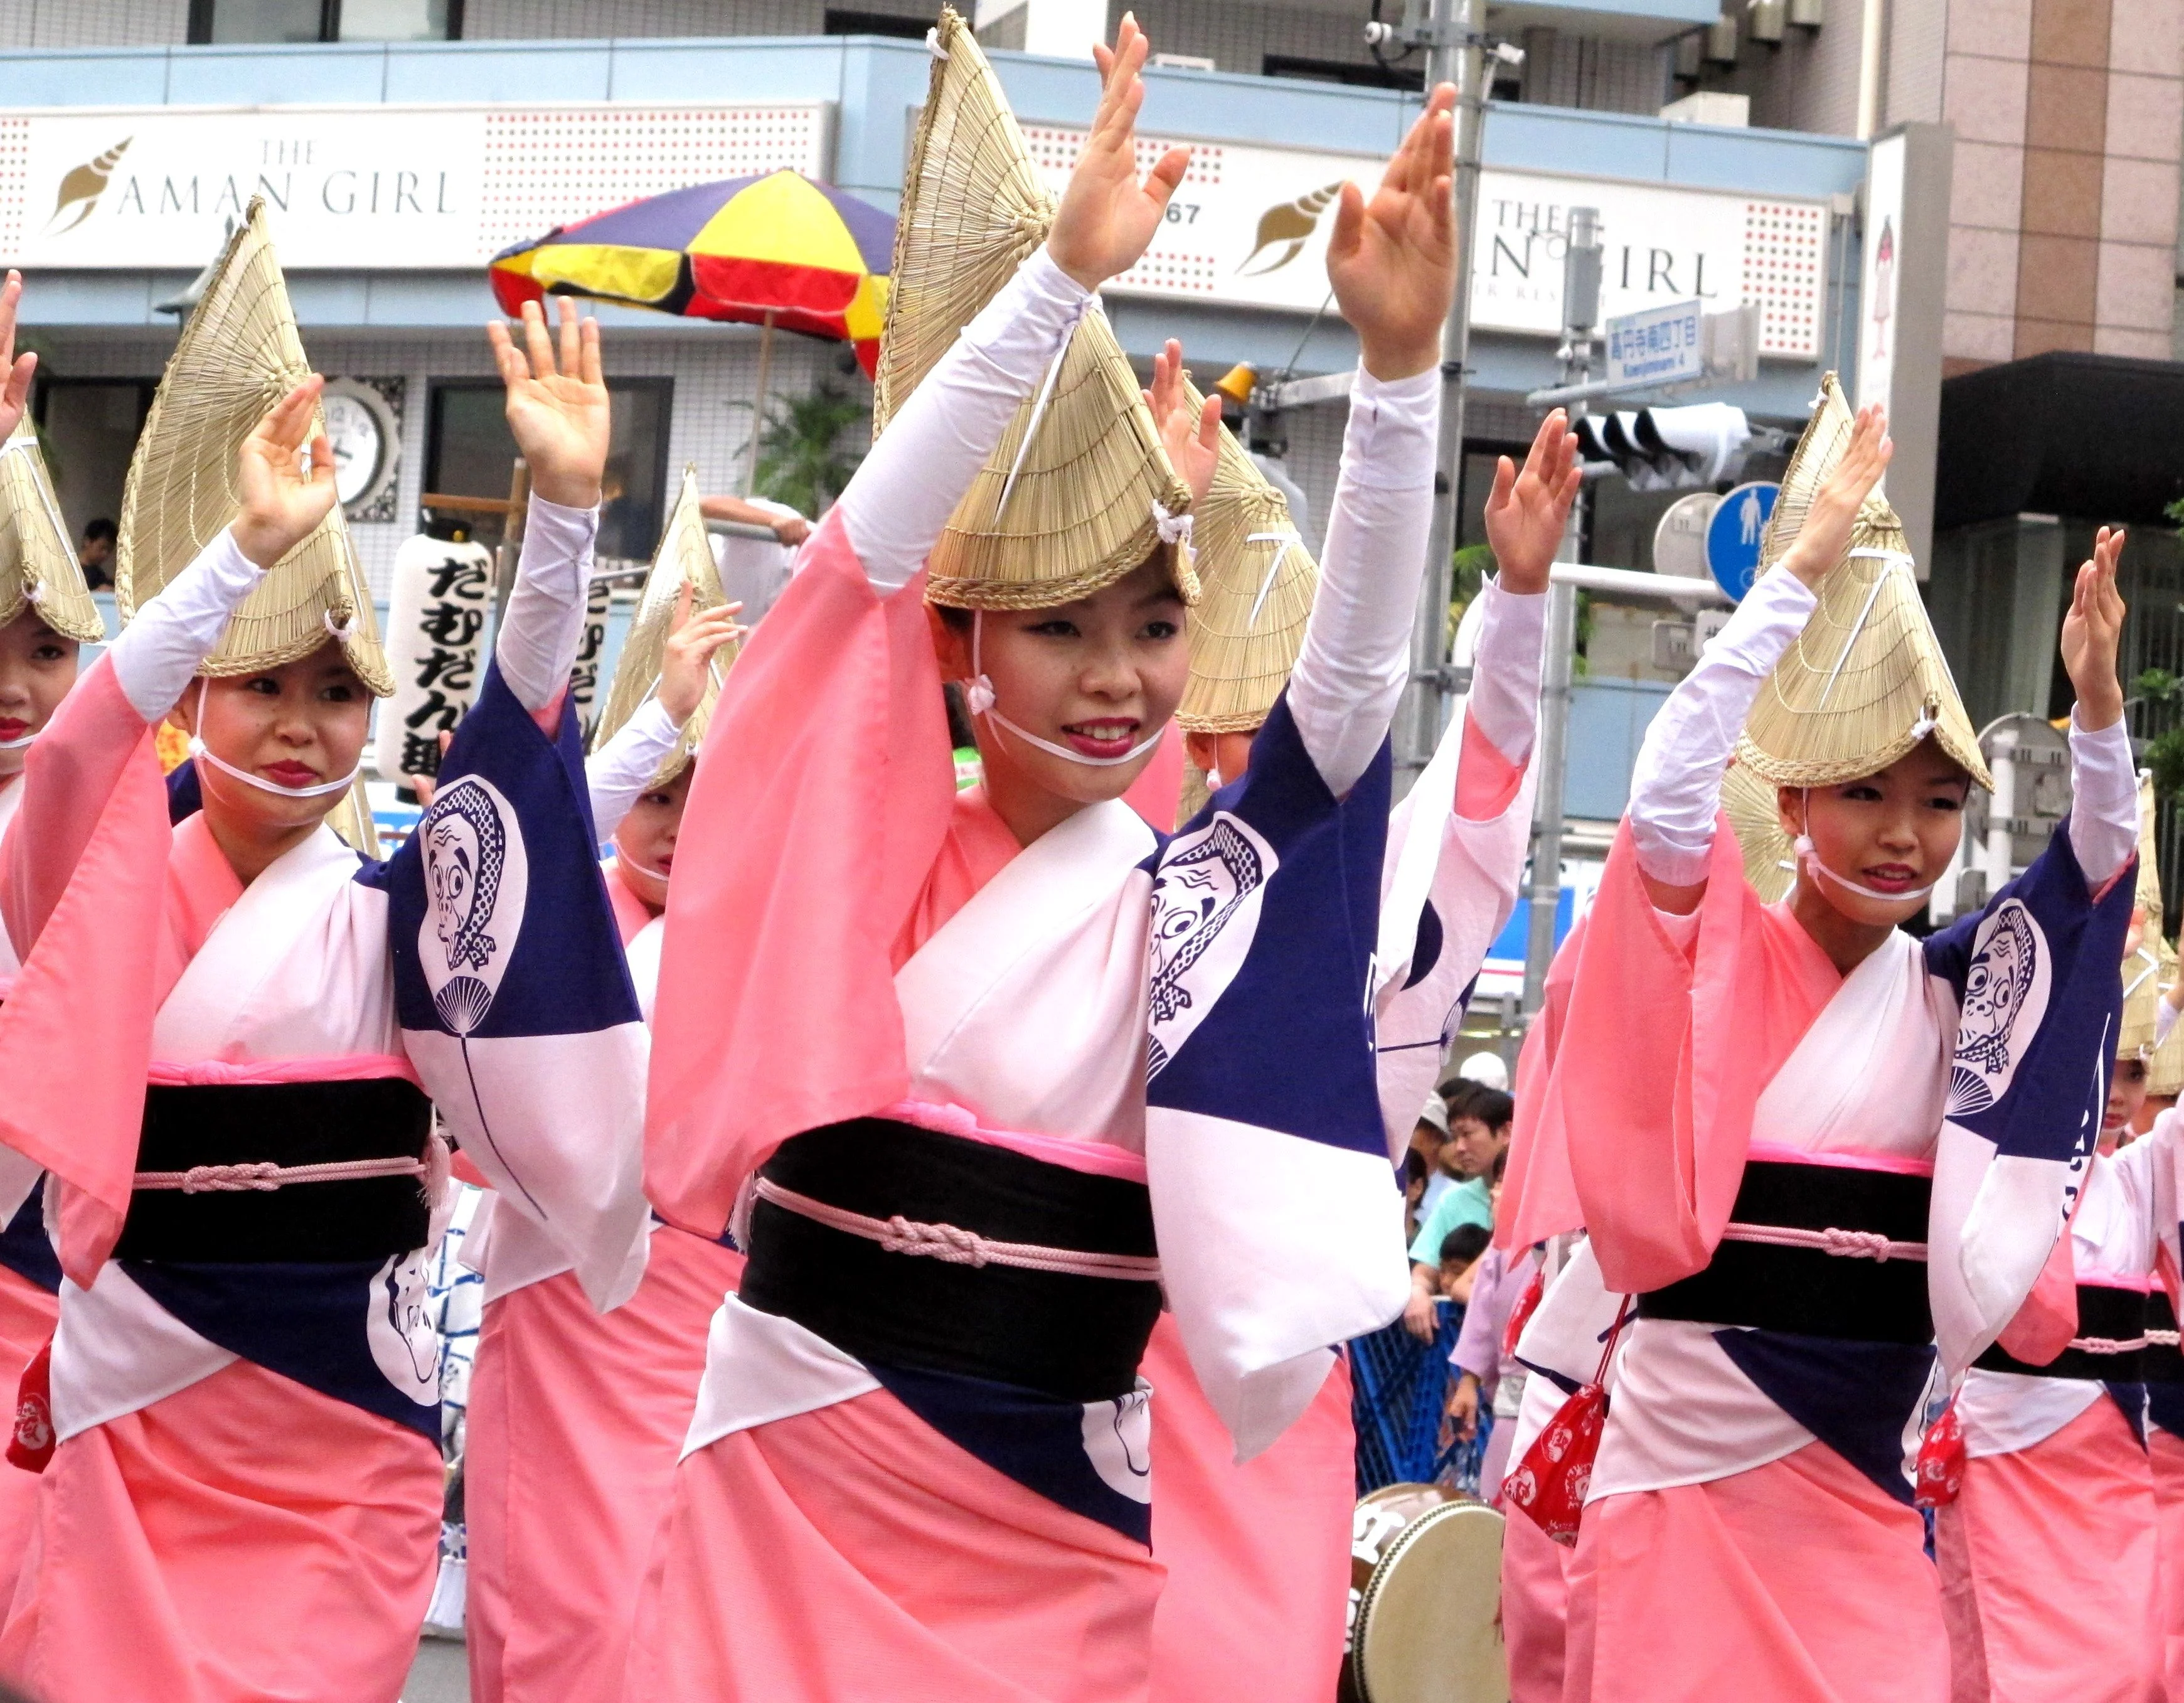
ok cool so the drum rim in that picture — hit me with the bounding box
[1352,1500,1504,1703]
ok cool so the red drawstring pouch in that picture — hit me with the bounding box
[1502,1260,1548,1362]
[1502,1298,1629,1547]
[8,1337,54,1474]
[1913,1400,1965,1510]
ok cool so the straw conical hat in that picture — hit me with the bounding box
[1177,382,1316,732]
[117,199,392,696]
[0,415,103,643]
[1721,756,1797,903]
[590,466,733,785]
[872,7,1053,437]
[328,774,381,858]
[1736,373,1987,792]
[875,8,1193,611]
[2122,771,2166,1060]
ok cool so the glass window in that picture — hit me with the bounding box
[188,0,459,42]
[338,0,456,40]
[425,376,673,563]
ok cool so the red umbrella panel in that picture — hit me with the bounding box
[489,170,896,376]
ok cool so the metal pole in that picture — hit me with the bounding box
[1520,208,1600,1018]
[1398,0,1486,789]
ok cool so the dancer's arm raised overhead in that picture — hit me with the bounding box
[838,13,1190,592]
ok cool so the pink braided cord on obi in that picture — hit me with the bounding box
[133,1154,429,1194]
[1718,1221,1928,1263]
[752,1176,1162,1281]
[2068,1333,2151,1355]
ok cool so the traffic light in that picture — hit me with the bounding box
[1572,402,1753,491]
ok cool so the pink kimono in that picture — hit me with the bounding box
[1508,568,2139,1703]
[462,860,747,1703]
[630,249,1420,1702]
[1937,1128,2170,1702]
[0,506,649,1703]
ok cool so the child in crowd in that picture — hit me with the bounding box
[1437,1223,1491,1305]
[1404,1086,1513,1337]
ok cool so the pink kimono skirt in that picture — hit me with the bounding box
[464,1225,745,1703]
[2150,1426,2184,1699]
[1501,1495,1572,1703]
[1563,1439,1948,1703]
[1937,1396,2161,1703]
[626,1380,1165,1702]
[0,1268,55,1607]
[0,1358,440,1703]
[1143,1315,1354,1703]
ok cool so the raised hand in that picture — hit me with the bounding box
[2061,525,2127,732]
[658,582,747,725]
[1483,409,1580,595]
[1049,14,1191,291]
[487,296,610,510]
[1144,339,1221,508]
[1777,402,1890,592]
[232,377,337,570]
[0,272,33,442]
[1327,84,1457,381]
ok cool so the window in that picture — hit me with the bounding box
[1262,53,1424,92]
[187,0,462,43]
[425,378,673,564]
[33,380,161,562]
[823,9,934,39]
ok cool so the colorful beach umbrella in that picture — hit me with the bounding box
[488,170,895,376]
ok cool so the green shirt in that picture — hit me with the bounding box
[1409,1178,1493,1265]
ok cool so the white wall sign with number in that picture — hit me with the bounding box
[1025,125,1828,361]
[0,102,833,270]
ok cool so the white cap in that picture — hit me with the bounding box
[1456,1051,1510,1092]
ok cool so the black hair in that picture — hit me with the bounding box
[1402,1148,1429,1188]
[1491,1147,1508,1185]
[1439,1224,1491,1267]
[942,679,978,750]
[1462,1088,1514,1133]
[83,517,117,543]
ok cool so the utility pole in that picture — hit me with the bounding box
[1393,0,1489,788]
[1520,207,1600,1018]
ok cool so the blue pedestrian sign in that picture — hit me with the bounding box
[1705,481,1779,602]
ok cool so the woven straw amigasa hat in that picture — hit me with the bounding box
[1720,755,1797,904]
[1735,371,1988,793]
[2119,771,2166,1061]
[0,414,104,644]
[875,6,1193,612]
[1176,378,1318,735]
[117,197,392,697]
[591,465,736,786]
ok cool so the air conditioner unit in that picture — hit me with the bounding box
[1749,0,1787,43]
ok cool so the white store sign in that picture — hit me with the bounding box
[0,102,834,270]
[1026,126,1828,361]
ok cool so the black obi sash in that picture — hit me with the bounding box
[1637,1160,1933,1345]
[116,1077,432,1263]
[1974,1282,2149,1382]
[740,1118,1162,1404]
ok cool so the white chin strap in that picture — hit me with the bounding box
[1793,789,1936,905]
[0,729,35,752]
[188,678,361,801]
[617,850,671,882]
[963,611,1163,770]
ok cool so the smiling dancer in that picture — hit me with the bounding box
[1132,351,1567,1698]
[1501,375,2136,1703]
[629,18,1450,1700]
[0,203,647,1703]
[1934,761,2166,1703]
[462,468,745,1703]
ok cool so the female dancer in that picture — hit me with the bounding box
[463,527,747,1703]
[630,25,1457,1701]
[0,270,103,1606]
[1508,387,2137,1702]
[1136,350,1572,1700]
[0,252,648,1702]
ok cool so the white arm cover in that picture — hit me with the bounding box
[2065,710,2136,890]
[839,247,1095,594]
[1626,569,1817,886]
[2158,999,2177,1050]
[586,697,681,843]
[1467,578,1547,767]
[1287,366,1439,797]
[494,496,599,715]
[108,528,266,722]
